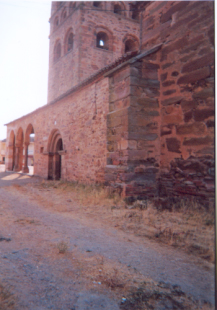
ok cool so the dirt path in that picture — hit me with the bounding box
[0,173,214,309]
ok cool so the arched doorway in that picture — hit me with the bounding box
[7,130,15,171]
[23,124,35,174]
[47,129,63,180]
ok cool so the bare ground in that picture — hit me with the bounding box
[0,171,215,309]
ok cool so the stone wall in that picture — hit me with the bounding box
[140,1,215,201]
[6,76,109,183]
[105,50,161,198]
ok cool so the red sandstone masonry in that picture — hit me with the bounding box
[5,1,215,203]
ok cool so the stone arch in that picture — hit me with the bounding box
[61,7,67,22]
[95,26,113,51]
[122,34,139,54]
[22,124,35,173]
[64,28,73,54]
[7,130,15,171]
[113,2,126,17]
[69,2,76,13]
[14,127,24,172]
[47,129,63,180]
[53,39,61,62]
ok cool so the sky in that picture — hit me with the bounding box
[0,0,51,140]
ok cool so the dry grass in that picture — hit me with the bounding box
[48,244,213,310]
[0,282,16,310]
[57,241,68,254]
[8,180,215,263]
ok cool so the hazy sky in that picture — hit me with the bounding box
[0,0,51,140]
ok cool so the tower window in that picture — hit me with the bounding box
[66,32,73,53]
[132,10,140,20]
[54,40,61,62]
[69,2,76,12]
[114,4,122,15]
[125,39,137,53]
[54,16,59,30]
[61,8,67,21]
[96,32,109,50]
[93,2,101,8]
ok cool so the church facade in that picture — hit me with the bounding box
[5,1,214,203]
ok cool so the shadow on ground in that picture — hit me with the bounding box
[0,165,41,187]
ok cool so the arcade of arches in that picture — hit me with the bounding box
[6,125,64,181]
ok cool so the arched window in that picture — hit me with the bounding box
[54,40,61,62]
[125,39,137,53]
[54,16,59,30]
[61,7,67,21]
[96,32,109,50]
[123,35,139,54]
[65,30,73,53]
[114,4,122,15]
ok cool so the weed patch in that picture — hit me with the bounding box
[57,241,68,254]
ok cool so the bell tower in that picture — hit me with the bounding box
[47,1,140,103]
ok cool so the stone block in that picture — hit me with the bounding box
[180,53,195,63]
[162,80,175,87]
[177,67,210,84]
[166,138,181,153]
[171,12,199,32]
[160,73,167,82]
[137,97,159,108]
[192,88,214,100]
[163,89,176,96]
[206,120,214,128]
[107,114,122,128]
[193,108,214,121]
[208,25,214,46]
[180,41,205,55]
[130,66,141,78]
[128,132,158,141]
[131,76,160,88]
[162,62,174,69]
[160,1,190,23]
[161,126,172,136]
[161,96,183,106]
[128,150,147,160]
[128,140,137,150]
[176,122,206,135]
[183,136,214,146]
[142,62,160,70]
[184,110,192,123]
[113,67,131,84]
[142,69,158,80]
[162,113,183,125]
[181,100,197,112]
[137,140,147,150]
[161,36,189,57]
[181,52,214,73]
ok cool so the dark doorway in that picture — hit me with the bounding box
[55,138,63,180]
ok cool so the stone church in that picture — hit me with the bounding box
[5,1,214,203]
